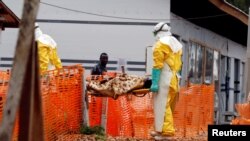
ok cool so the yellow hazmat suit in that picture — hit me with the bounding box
[37,40,62,73]
[150,22,182,137]
[35,24,62,73]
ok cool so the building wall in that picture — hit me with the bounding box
[1,0,170,76]
[170,13,247,124]
[0,29,2,44]
[1,0,247,124]
[171,14,246,62]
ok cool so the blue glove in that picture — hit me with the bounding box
[150,68,161,92]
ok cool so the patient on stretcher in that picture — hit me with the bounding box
[86,72,151,99]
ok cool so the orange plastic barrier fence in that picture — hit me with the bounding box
[0,66,214,140]
[0,65,84,141]
[0,70,19,141]
[231,103,250,125]
[106,98,119,136]
[88,96,103,126]
[174,85,214,137]
[88,84,215,139]
[129,94,154,139]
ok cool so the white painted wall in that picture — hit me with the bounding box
[171,14,246,62]
[0,29,2,44]
[1,1,246,76]
[169,13,247,121]
[1,0,170,75]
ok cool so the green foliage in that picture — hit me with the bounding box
[80,125,106,141]
[226,0,250,14]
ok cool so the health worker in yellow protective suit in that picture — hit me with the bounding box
[150,22,183,140]
[35,23,62,73]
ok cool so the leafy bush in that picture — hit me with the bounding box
[80,125,106,140]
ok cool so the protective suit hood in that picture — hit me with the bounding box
[153,22,172,40]
[35,23,43,41]
[35,23,57,48]
[154,22,182,53]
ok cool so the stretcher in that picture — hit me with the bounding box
[86,72,151,99]
[85,72,151,131]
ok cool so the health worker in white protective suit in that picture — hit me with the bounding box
[35,23,62,73]
[150,22,183,140]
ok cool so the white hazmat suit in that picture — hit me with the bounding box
[150,22,183,140]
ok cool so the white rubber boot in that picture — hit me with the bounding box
[150,131,161,137]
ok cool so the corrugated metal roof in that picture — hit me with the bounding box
[0,0,20,29]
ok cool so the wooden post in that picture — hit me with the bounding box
[18,42,44,141]
[244,7,250,102]
[82,74,90,126]
[101,97,108,132]
[0,0,42,141]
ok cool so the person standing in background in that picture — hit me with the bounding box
[91,52,109,75]
[150,22,183,140]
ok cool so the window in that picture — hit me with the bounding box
[187,41,219,85]
[213,51,219,81]
[204,48,214,84]
[196,45,203,83]
[187,42,196,83]
[187,42,203,84]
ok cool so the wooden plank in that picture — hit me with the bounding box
[101,97,108,132]
[18,42,44,141]
[0,0,41,141]
[209,0,248,25]
[245,9,250,102]
[82,75,90,126]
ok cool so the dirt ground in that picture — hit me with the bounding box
[57,133,207,141]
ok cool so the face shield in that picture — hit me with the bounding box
[35,23,43,40]
[153,22,171,36]
[153,22,172,40]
